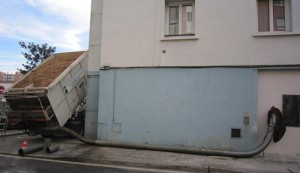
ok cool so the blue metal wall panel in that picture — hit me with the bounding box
[84,71,100,139]
[97,68,258,150]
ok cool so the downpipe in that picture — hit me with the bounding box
[43,108,279,158]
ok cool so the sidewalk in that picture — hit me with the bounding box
[0,133,299,173]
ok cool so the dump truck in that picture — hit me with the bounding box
[3,51,87,136]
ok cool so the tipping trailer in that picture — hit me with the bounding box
[3,51,87,136]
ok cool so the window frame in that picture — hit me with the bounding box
[165,0,195,37]
[257,0,291,32]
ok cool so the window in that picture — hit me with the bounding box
[165,0,195,36]
[283,95,300,127]
[2,74,14,81]
[257,0,291,32]
[169,6,179,35]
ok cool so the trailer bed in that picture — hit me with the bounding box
[4,51,88,128]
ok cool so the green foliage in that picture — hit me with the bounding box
[18,42,56,74]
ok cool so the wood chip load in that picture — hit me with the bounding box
[14,51,84,88]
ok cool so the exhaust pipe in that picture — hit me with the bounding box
[43,107,281,158]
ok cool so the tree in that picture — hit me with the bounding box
[18,42,56,74]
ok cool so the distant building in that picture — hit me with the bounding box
[0,71,23,90]
[85,0,300,156]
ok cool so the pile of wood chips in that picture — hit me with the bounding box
[14,51,84,88]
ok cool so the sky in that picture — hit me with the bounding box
[0,0,91,73]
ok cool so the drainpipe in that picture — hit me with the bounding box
[44,108,278,158]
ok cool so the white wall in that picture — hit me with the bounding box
[100,0,300,68]
[257,70,300,156]
[101,0,158,67]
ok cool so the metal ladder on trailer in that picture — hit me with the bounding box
[0,115,8,140]
[0,97,8,140]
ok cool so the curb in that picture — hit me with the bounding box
[22,155,245,173]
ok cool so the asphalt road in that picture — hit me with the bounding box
[0,154,182,173]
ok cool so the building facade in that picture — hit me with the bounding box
[0,71,23,91]
[86,0,300,155]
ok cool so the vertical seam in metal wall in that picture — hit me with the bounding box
[112,70,117,122]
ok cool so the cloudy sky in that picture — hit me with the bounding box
[0,0,91,73]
